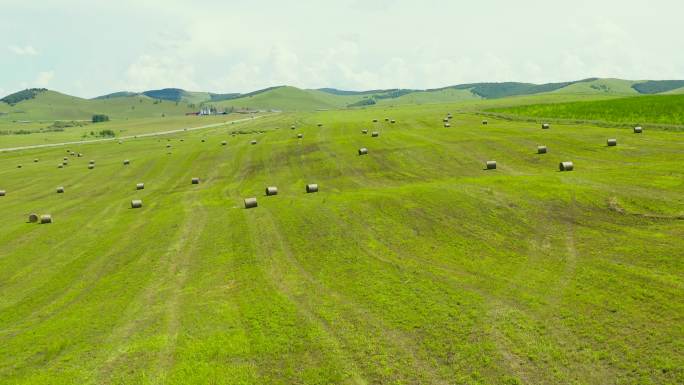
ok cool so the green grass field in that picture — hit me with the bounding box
[0,102,682,384]
[492,94,684,127]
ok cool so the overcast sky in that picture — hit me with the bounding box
[1,0,682,98]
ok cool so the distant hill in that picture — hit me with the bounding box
[632,80,684,94]
[1,88,48,105]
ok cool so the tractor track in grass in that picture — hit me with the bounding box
[0,114,272,153]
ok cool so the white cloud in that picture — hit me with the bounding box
[123,55,199,91]
[8,45,38,56]
[34,71,54,87]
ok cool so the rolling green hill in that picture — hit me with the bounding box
[492,94,684,126]
[551,78,639,95]
[0,104,682,384]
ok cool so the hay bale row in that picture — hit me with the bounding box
[559,161,574,171]
[131,199,143,208]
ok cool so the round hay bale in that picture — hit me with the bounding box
[28,213,39,223]
[537,145,547,154]
[221,141,227,146]
[291,125,296,130]
[542,123,550,129]
[265,186,278,196]
[297,133,303,138]
[250,140,257,145]
[131,199,143,209]
[358,147,368,155]
[486,161,497,170]
[58,164,63,169]
[191,177,200,184]
[62,161,68,166]
[384,118,389,121]
[34,158,39,162]
[63,157,68,161]
[56,186,64,193]
[166,144,172,148]
[77,153,83,157]
[607,138,617,146]
[371,131,379,137]
[443,118,449,123]
[136,183,145,190]
[0,190,5,196]
[362,129,368,134]
[40,214,52,224]
[317,123,323,127]
[123,159,130,165]
[89,160,95,164]
[634,126,643,133]
[559,161,574,171]
[70,152,76,156]
[118,140,123,144]
[244,197,258,209]
[372,119,378,123]
[390,119,396,124]
[17,164,22,168]
[201,139,206,142]
[306,183,318,193]
[88,164,95,169]
[444,123,451,128]
[482,120,488,125]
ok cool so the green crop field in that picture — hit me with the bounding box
[0,101,682,385]
[492,94,684,127]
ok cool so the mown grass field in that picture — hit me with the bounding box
[0,103,682,384]
[492,94,684,127]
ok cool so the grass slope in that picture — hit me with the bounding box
[210,86,360,111]
[492,94,684,126]
[551,78,639,95]
[0,105,682,384]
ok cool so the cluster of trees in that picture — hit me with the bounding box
[0,88,47,105]
[92,114,110,123]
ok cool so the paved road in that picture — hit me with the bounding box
[0,115,268,153]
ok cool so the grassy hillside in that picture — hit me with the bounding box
[551,78,639,95]
[492,94,684,126]
[0,104,682,384]
[0,91,195,121]
[632,80,684,94]
[209,86,360,111]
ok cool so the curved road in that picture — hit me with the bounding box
[0,114,269,153]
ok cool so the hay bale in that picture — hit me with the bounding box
[358,147,368,155]
[17,164,22,168]
[191,177,200,184]
[559,161,574,171]
[62,161,68,166]
[291,125,296,130]
[88,165,95,169]
[118,140,123,144]
[77,153,83,157]
[444,123,450,128]
[222,141,227,146]
[28,213,39,223]
[131,199,143,209]
[372,119,378,122]
[123,160,130,165]
[371,131,379,137]
[265,186,278,196]
[384,118,389,121]
[63,157,68,161]
[317,123,323,127]
[166,144,172,148]
[89,160,95,164]
[0,190,5,196]
[136,183,145,190]
[537,145,547,154]
[40,214,52,224]
[297,133,303,138]
[34,158,39,163]
[362,129,368,134]
[607,138,617,146]
[390,119,396,124]
[486,161,497,170]
[251,140,257,145]
[634,126,643,133]
[482,120,488,125]
[244,197,258,209]
[542,123,550,129]
[180,139,184,142]
[443,118,449,123]
[58,164,63,168]
[56,186,64,193]
[306,183,318,193]
[201,139,206,142]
